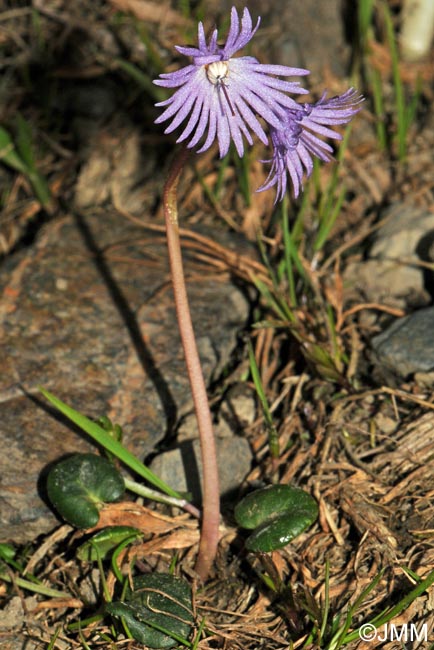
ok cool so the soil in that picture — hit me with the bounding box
[1,2,434,650]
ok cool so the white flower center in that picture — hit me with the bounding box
[206,61,229,86]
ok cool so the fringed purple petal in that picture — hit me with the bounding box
[296,142,314,176]
[175,45,200,56]
[197,22,207,51]
[233,95,268,145]
[176,96,205,143]
[220,7,261,59]
[188,97,211,148]
[215,110,232,157]
[162,92,196,133]
[302,118,344,140]
[226,116,245,157]
[196,107,217,153]
[223,6,240,55]
[154,66,196,88]
[250,63,310,77]
[301,131,334,159]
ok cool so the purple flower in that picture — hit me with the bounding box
[153,7,309,158]
[258,89,364,202]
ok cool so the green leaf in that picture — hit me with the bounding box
[106,573,194,648]
[26,169,53,209]
[244,507,317,553]
[76,526,142,562]
[0,122,52,208]
[0,543,16,562]
[0,126,28,174]
[16,114,36,170]
[47,453,125,528]
[234,484,318,552]
[303,342,343,383]
[248,341,279,459]
[0,570,72,599]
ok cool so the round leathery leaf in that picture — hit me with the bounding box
[234,485,302,529]
[244,505,318,552]
[46,453,125,528]
[106,573,194,648]
[235,485,318,552]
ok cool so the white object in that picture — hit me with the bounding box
[400,0,434,61]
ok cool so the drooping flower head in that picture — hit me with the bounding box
[257,89,364,202]
[154,7,309,158]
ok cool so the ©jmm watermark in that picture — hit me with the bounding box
[358,622,429,643]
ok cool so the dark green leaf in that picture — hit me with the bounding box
[0,543,16,562]
[235,485,307,528]
[47,453,125,528]
[106,573,194,648]
[0,122,52,207]
[234,485,318,552]
[244,506,318,552]
[0,126,28,174]
[16,114,36,170]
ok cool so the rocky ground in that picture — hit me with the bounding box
[1,1,434,649]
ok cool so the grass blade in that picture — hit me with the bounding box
[382,2,407,160]
[248,341,279,459]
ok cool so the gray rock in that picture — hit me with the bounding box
[0,596,39,631]
[0,211,249,542]
[212,0,350,78]
[177,385,257,442]
[219,384,256,431]
[413,371,434,387]
[268,0,350,78]
[345,203,434,310]
[372,307,434,377]
[74,116,157,214]
[150,436,253,503]
[177,411,232,442]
